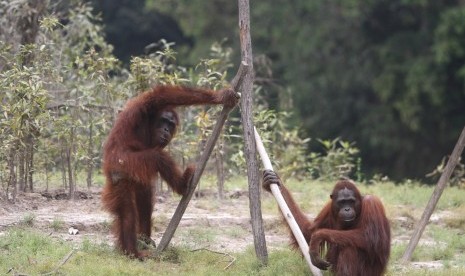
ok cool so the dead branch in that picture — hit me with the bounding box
[191,247,236,270]
[42,249,76,276]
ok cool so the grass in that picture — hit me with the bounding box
[0,228,309,276]
[50,217,66,231]
[2,175,465,275]
[19,213,36,227]
[2,228,465,276]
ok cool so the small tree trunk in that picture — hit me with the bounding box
[24,145,29,192]
[196,131,208,197]
[27,137,34,192]
[18,148,25,192]
[215,138,225,200]
[67,128,76,200]
[67,147,75,200]
[238,0,268,265]
[45,164,49,192]
[86,121,94,189]
[61,148,68,189]
[7,146,18,202]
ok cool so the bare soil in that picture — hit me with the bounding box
[0,188,288,253]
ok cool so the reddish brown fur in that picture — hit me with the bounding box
[101,85,237,258]
[263,172,390,276]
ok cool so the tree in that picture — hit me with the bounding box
[237,0,268,264]
[139,0,465,181]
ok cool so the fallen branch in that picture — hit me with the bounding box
[155,61,248,254]
[42,249,75,276]
[191,247,236,270]
[254,127,322,276]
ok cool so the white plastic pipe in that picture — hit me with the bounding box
[254,127,322,276]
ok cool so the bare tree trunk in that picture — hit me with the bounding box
[86,121,94,189]
[401,126,465,262]
[61,147,68,189]
[45,164,49,192]
[67,147,75,200]
[23,141,31,192]
[23,134,35,192]
[67,128,76,200]
[27,139,34,192]
[24,146,29,192]
[195,129,208,197]
[215,139,225,200]
[0,170,4,192]
[18,150,25,192]
[7,146,18,202]
[238,0,268,265]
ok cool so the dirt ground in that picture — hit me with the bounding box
[0,188,288,253]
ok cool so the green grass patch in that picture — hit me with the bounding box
[0,221,465,275]
[0,228,314,275]
[3,228,463,275]
[3,175,465,274]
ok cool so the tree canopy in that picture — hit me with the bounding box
[127,0,465,180]
[2,0,464,184]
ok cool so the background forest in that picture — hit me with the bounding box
[94,0,465,181]
[1,0,465,199]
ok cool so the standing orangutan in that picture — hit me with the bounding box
[262,170,390,275]
[101,85,238,258]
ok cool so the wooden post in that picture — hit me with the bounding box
[401,126,465,262]
[254,128,322,275]
[238,0,269,264]
[155,62,248,254]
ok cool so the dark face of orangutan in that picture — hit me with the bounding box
[153,110,177,148]
[331,187,361,229]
